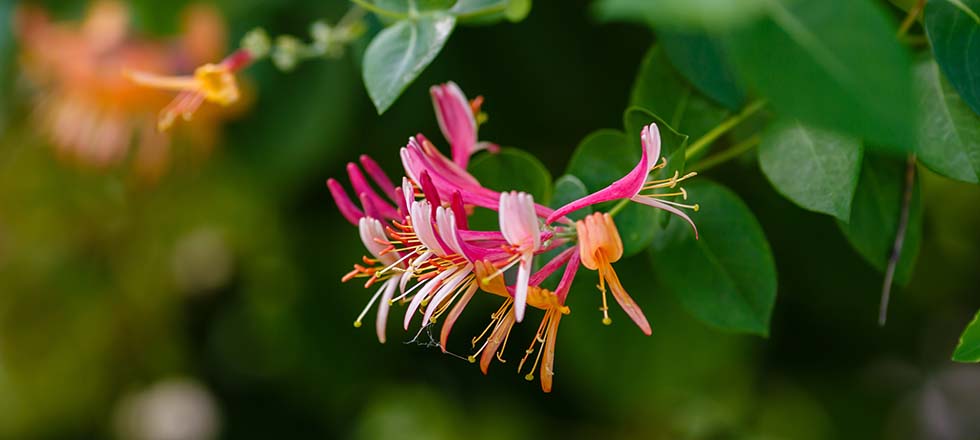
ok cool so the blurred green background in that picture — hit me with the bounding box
[1,0,979,439]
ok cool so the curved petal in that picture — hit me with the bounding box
[546,123,661,224]
[430,82,477,168]
[630,195,699,239]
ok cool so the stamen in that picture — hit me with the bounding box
[353,280,389,328]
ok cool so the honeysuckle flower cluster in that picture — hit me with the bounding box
[329,82,699,392]
[14,1,244,179]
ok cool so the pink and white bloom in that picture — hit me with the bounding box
[547,123,699,237]
[353,217,404,343]
[498,191,541,322]
[430,82,499,168]
[328,83,702,393]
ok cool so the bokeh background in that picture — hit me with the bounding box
[1,0,979,439]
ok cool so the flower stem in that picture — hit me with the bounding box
[607,198,630,217]
[896,0,926,38]
[692,134,762,172]
[350,0,409,20]
[879,153,916,326]
[685,100,766,160]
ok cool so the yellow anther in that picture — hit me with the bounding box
[353,320,362,328]
[467,355,477,363]
[525,374,534,381]
[602,317,612,325]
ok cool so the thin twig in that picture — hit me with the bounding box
[897,0,926,37]
[692,134,762,172]
[879,153,916,326]
[684,100,766,160]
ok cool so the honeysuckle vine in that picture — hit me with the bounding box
[128,0,531,130]
[328,82,699,391]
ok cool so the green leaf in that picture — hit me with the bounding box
[630,45,730,141]
[468,148,553,203]
[726,0,917,149]
[451,0,531,23]
[650,180,777,336]
[758,120,863,220]
[362,14,456,114]
[953,309,980,362]
[837,154,922,286]
[550,175,591,221]
[914,59,980,183]
[925,0,980,117]
[566,130,636,195]
[660,31,746,110]
[594,0,768,29]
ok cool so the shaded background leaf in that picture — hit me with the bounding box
[914,59,980,183]
[650,180,777,335]
[837,154,922,286]
[953,309,980,362]
[925,0,980,117]
[660,30,746,110]
[593,0,768,29]
[725,0,917,149]
[630,45,730,141]
[758,120,862,220]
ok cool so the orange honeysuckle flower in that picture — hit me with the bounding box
[466,260,570,393]
[576,212,652,335]
[14,1,240,179]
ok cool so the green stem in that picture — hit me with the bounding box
[608,198,630,217]
[693,134,762,172]
[350,0,408,20]
[684,100,766,160]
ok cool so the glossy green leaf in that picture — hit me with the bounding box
[661,31,746,110]
[953,309,980,362]
[594,0,768,29]
[914,60,980,183]
[566,130,636,195]
[650,180,777,336]
[837,154,922,286]
[362,14,456,114]
[550,175,591,221]
[758,120,862,220]
[631,45,730,141]
[925,0,980,117]
[726,0,917,149]
[469,148,553,203]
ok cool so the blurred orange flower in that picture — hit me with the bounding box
[14,1,244,180]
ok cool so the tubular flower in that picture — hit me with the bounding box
[328,82,699,392]
[127,49,253,131]
[547,123,700,237]
[14,1,238,178]
[430,81,499,168]
[498,191,541,322]
[576,213,651,335]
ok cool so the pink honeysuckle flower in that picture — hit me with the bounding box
[546,123,699,237]
[327,155,403,225]
[430,82,499,168]
[400,136,560,221]
[352,217,404,343]
[498,191,542,322]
